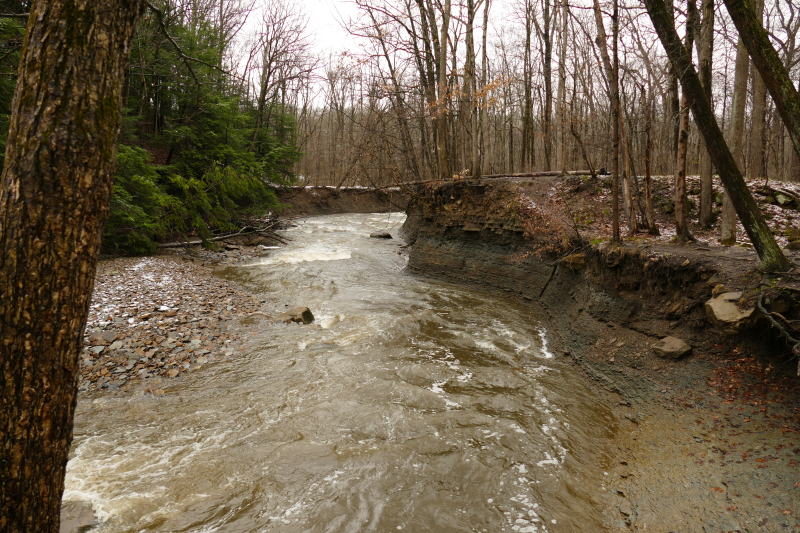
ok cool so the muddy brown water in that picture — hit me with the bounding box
[66,213,617,532]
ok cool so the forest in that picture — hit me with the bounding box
[0,0,798,253]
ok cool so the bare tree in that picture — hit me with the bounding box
[644,0,791,271]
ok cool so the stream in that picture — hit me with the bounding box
[65,212,616,533]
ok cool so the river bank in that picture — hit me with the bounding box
[402,177,800,532]
[70,180,800,531]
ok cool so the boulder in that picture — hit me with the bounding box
[275,307,315,324]
[370,231,392,239]
[704,292,759,334]
[60,500,96,533]
[652,336,692,359]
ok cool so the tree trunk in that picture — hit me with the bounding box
[0,1,145,531]
[611,0,620,241]
[721,33,750,244]
[593,0,620,241]
[674,0,696,242]
[556,0,569,174]
[698,0,714,227]
[746,0,767,181]
[436,0,452,181]
[542,0,553,170]
[644,84,659,235]
[644,0,791,271]
[723,0,800,161]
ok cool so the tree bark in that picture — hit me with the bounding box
[593,0,620,241]
[674,0,696,242]
[644,84,659,235]
[0,0,146,531]
[542,0,553,170]
[697,0,714,227]
[436,0,452,181]
[556,0,569,174]
[644,0,791,271]
[721,32,750,244]
[723,0,800,161]
[746,0,767,181]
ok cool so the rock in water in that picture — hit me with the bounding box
[60,500,96,533]
[652,336,692,359]
[370,231,392,239]
[704,292,758,335]
[275,307,315,324]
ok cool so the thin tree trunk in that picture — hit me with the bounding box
[644,84,659,235]
[644,0,791,271]
[675,0,696,242]
[698,0,714,226]
[746,0,767,181]
[542,0,553,170]
[437,0,452,181]
[479,0,490,177]
[722,32,750,245]
[723,0,800,160]
[593,0,620,241]
[0,1,146,530]
[556,0,569,173]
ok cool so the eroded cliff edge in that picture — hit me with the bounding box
[402,178,800,532]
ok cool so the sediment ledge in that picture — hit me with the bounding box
[277,186,409,217]
[402,178,800,532]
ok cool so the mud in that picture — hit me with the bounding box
[402,178,800,532]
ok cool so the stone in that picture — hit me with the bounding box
[167,368,180,378]
[60,500,96,533]
[91,346,105,354]
[109,340,123,350]
[89,331,117,346]
[139,312,154,320]
[275,307,315,324]
[652,336,692,359]
[370,231,392,239]
[158,305,170,312]
[619,500,633,517]
[704,292,759,335]
[561,253,586,270]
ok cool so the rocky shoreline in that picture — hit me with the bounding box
[79,245,271,394]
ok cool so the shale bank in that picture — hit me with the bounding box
[402,178,800,532]
[277,186,409,217]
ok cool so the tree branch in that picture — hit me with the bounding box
[144,0,244,84]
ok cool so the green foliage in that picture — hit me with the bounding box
[101,6,300,255]
[104,145,169,255]
[0,7,300,255]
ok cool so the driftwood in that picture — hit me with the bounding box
[158,221,284,248]
[371,171,595,191]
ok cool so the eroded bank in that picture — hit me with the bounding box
[401,178,800,532]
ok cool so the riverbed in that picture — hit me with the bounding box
[65,213,617,532]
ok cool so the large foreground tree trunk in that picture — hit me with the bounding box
[0,1,145,531]
[643,0,791,271]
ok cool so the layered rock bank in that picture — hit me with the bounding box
[402,178,800,532]
[277,186,409,217]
